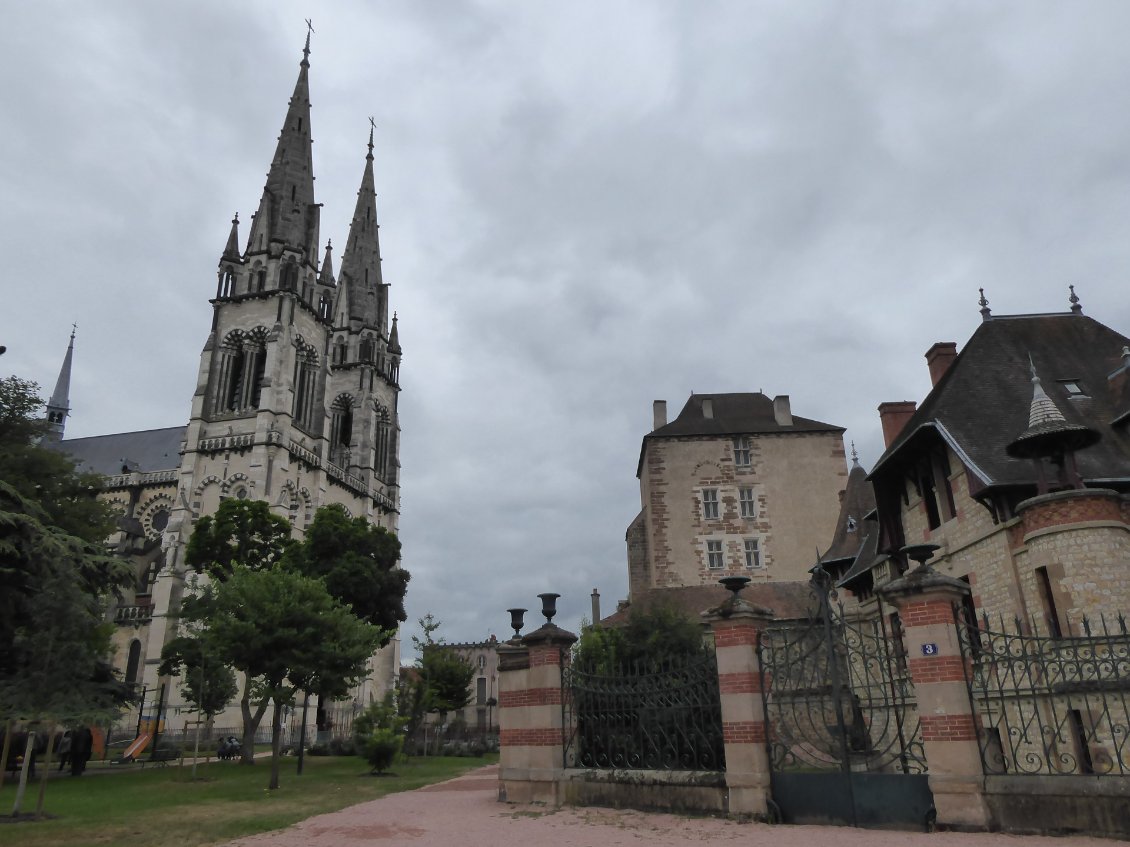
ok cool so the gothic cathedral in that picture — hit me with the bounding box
[49,34,404,726]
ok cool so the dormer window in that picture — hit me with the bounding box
[846,516,858,533]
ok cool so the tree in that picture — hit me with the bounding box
[159,635,238,719]
[572,603,710,674]
[284,504,409,735]
[397,616,473,752]
[184,498,293,580]
[176,567,383,789]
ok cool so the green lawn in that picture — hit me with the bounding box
[0,753,496,847]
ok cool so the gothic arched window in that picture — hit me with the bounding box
[359,335,375,363]
[279,262,299,292]
[292,340,319,432]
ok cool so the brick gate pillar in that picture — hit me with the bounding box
[702,588,775,819]
[497,622,577,805]
[880,565,992,831]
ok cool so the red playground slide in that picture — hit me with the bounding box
[118,733,152,763]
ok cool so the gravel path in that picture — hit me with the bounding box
[225,764,1115,846]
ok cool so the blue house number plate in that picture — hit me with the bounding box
[921,643,939,656]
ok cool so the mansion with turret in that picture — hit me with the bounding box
[47,35,405,727]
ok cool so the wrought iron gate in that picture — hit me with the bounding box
[758,573,934,828]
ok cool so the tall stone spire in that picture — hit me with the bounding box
[244,33,319,260]
[45,325,75,441]
[337,122,385,329]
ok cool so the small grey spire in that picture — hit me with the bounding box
[978,288,991,321]
[1069,284,1082,315]
[850,441,860,467]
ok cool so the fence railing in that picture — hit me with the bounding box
[562,651,724,771]
[958,610,1130,776]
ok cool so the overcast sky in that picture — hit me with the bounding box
[6,2,1130,645]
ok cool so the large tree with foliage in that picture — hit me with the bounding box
[171,567,383,788]
[283,503,409,734]
[184,498,293,580]
[0,377,134,814]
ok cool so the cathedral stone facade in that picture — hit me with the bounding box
[51,36,404,729]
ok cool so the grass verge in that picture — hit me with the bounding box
[0,753,496,847]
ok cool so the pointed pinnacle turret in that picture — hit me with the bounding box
[338,126,385,327]
[318,239,335,286]
[388,312,401,354]
[245,32,319,260]
[45,325,75,441]
[222,213,241,262]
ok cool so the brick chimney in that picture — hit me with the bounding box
[925,342,958,387]
[878,401,917,448]
[773,395,792,427]
[653,400,667,430]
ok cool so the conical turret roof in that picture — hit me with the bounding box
[1006,360,1100,459]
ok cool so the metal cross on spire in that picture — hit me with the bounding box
[302,19,314,63]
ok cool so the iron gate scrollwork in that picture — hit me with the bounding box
[562,651,725,771]
[957,610,1130,776]
[758,571,932,828]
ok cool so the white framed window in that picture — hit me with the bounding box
[732,436,752,467]
[707,540,724,569]
[744,538,762,569]
[739,487,757,518]
[702,488,719,520]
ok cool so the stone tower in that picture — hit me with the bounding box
[144,33,403,703]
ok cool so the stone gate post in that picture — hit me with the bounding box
[497,621,577,805]
[880,564,992,831]
[702,588,775,818]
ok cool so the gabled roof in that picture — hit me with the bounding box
[872,313,1130,488]
[638,393,843,477]
[652,393,842,439]
[53,426,186,477]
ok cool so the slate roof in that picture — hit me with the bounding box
[871,313,1130,488]
[651,393,843,439]
[53,426,186,477]
[638,393,844,477]
[820,462,877,565]
[601,582,816,627]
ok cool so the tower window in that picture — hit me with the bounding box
[739,487,756,518]
[743,538,762,569]
[706,540,724,569]
[732,437,752,467]
[702,488,719,520]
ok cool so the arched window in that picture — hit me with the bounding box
[330,395,354,466]
[279,262,299,292]
[333,337,347,365]
[292,340,319,432]
[359,336,375,363]
[213,330,266,415]
[217,267,235,298]
[255,269,267,292]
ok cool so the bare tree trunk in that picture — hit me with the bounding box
[10,731,35,817]
[268,699,283,790]
[238,678,271,765]
[35,727,58,817]
[0,719,12,791]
